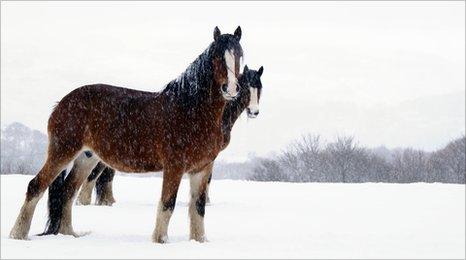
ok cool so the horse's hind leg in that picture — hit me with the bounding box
[58,153,100,235]
[95,167,116,206]
[76,162,105,205]
[189,162,212,242]
[9,143,80,240]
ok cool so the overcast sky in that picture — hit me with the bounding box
[1,1,465,161]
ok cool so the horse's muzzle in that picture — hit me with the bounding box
[221,84,239,100]
[246,108,259,118]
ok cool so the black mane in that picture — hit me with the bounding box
[161,46,214,107]
[161,34,243,108]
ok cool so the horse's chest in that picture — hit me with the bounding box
[179,124,223,165]
[190,126,222,152]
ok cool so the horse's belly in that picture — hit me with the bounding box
[99,155,163,173]
[90,141,163,173]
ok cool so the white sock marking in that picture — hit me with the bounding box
[224,49,238,97]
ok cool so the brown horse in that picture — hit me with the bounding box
[73,65,264,207]
[9,26,243,243]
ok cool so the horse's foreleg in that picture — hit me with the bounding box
[189,162,212,242]
[152,166,183,243]
[96,167,116,206]
[58,153,100,236]
[76,162,105,205]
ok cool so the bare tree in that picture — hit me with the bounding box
[391,148,429,183]
[325,136,362,182]
[428,135,465,183]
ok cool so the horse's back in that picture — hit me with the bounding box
[48,84,162,159]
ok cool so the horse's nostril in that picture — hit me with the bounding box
[236,85,240,92]
[254,111,259,116]
[221,84,228,93]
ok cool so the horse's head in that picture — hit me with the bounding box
[211,26,243,100]
[242,65,264,118]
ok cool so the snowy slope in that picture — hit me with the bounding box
[1,174,464,259]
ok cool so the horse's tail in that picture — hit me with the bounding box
[39,169,67,235]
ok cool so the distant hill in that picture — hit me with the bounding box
[1,122,47,175]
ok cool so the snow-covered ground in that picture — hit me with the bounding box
[1,174,464,259]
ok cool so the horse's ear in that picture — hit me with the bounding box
[234,26,242,41]
[243,65,249,73]
[258,66,264,76]
[214,26,221,41]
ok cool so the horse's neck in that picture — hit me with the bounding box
[222,88,248,134]
[201,84,227,124]
[161,48,227,125]
[162,80,226,124]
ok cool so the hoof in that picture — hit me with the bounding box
[96,199,115,206]
[9,232,28,240]
[152,234,168,244]
[76,198,91,206]
[9,225,30,240]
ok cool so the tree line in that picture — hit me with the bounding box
[1,122,464,184]
[248,135,465,184]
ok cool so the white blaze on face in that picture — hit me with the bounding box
[224,49,238,97]
[248,87,259,114]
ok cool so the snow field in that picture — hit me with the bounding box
[1,174,464,259]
